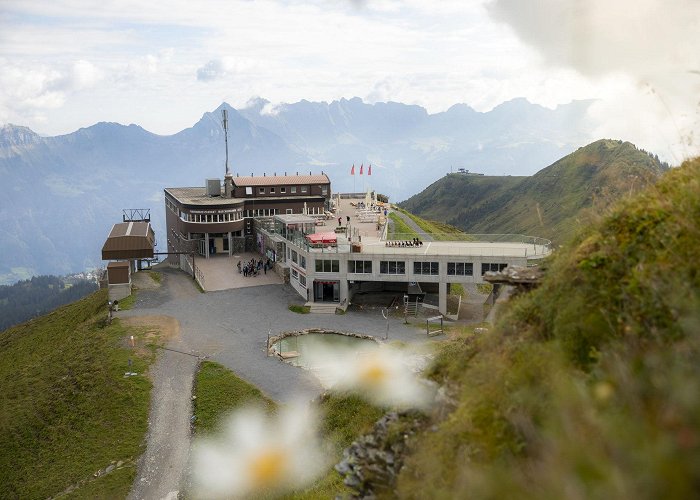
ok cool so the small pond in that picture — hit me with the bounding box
[274,332,377,369]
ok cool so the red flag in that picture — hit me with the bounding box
[350,164,355,175]
[360,163,363,175]
[368,164,372,175]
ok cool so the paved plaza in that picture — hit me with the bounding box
[122,267,430,499]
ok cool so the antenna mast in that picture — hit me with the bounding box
[222,109,230,176]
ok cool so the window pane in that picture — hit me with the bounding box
[332,260,339,272]
[316,260,323,272]
[397,261,405,274]
[365,261,372,273]
[380,261,388,274]
[466,263,473,276]
[447,263,455,275]
[414,262,421,274]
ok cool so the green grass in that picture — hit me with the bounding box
[192,361,275,434]
[145,270,162,284]
[400,139,668,245]
[287,393,385,499]
[396,207,468,241]
[115,292,136,310]
[288,304,311,314]
[0,289,156,499]
[191,362,384,499]
[395,157,700,498]
[388,212,417,239]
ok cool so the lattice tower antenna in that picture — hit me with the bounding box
[222,108,230,176]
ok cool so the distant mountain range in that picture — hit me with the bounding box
[0,97,597,284]
[399,139,669,244]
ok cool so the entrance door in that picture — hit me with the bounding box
[314,281,340,302]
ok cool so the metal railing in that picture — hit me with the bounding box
[384,232,551,246]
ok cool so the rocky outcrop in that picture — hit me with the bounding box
[335,411,426,498]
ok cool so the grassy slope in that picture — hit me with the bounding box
[0,290,154,499]
[193,360,275,433]
[396,157,700,498]
[400,139,667,244]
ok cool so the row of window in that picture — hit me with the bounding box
[315,259,340,273]
[181,210,243,223]
[291,268,307,287]
[256,185,310,195]
[253,185,328,196]
[312,260,506,276]
[289,249,306,269]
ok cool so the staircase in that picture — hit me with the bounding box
[306,302,338,314]
[404,299,419,317]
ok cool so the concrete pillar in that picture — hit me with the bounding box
[340,279,349,306]
[228,232,233,256]
[205,232,210,258]
[439,281,447,316]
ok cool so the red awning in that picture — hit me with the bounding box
[306,232,337,245]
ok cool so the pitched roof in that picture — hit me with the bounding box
[101,222,155,260]
[233,173,329,187]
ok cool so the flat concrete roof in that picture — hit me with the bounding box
[165,187,326,206]
[308,195,550,259]
[275,214,317,224]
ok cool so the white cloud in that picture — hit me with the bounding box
[0,0,695,165]
[487,0,700,161]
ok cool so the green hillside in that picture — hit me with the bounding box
[400,139,668,244]
[0,290,155,498]
[395,157,700,498]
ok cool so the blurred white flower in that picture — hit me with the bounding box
[190,402,327,499]
[306,343,435,409]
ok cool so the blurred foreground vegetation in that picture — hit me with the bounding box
[396,157,700,498]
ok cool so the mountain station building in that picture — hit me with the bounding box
[163,171,551,316]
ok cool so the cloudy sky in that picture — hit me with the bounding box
[1,0,697,163]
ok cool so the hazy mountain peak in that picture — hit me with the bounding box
[0,124,40,148]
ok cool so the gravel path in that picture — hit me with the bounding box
[127,349,197,500]
[121,268,427,498]
[392,210,433,241]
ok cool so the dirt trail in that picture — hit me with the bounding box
[123,313,198,500]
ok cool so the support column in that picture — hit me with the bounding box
[205,232,210,259]
[439,281,447,316]
[340,279,349,306]
[228,232,233,256]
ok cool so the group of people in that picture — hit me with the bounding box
[385,238,423,247]
[237,257,273,277]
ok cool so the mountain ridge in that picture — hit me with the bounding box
[0,97,599,283]
[399,139,669,244]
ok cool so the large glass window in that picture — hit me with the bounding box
[348,260,372,273]
[481,263,507,275]
[413,261,439,275]
[315,259,339,273]
[379,260,406,275]
[447,262,474,276]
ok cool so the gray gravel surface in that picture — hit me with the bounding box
[122,268,427,498]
